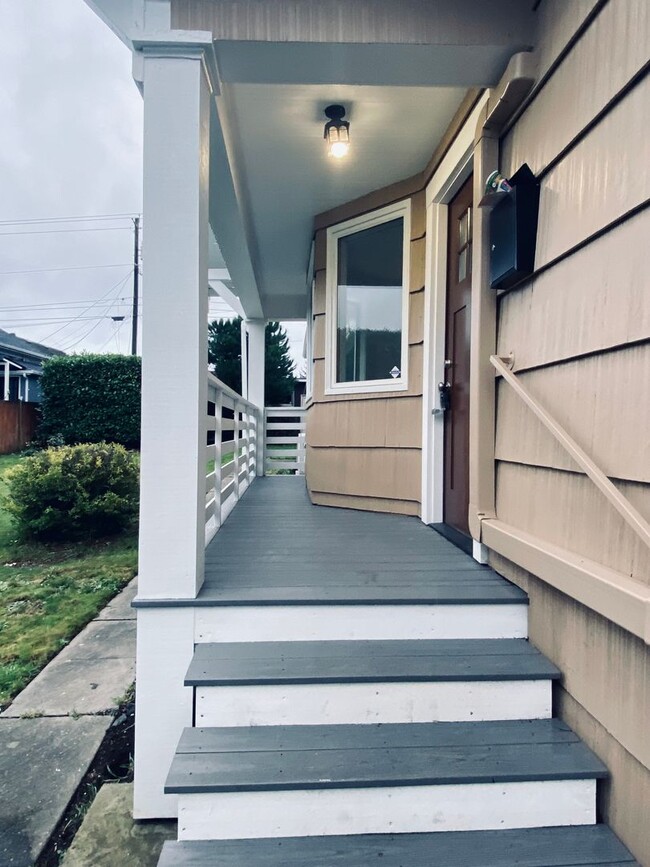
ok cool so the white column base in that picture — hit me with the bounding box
[133,608,195,819]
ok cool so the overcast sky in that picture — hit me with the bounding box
[0,0,305,368]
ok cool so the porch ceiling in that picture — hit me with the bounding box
[215,81,467,320]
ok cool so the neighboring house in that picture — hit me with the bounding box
[84,2,649,865]
[0,328,64,404]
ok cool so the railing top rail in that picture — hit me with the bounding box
[207,371,261,413]
[490,353,650,552]
[265,406,306,414]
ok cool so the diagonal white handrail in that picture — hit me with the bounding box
[490,354,650,552]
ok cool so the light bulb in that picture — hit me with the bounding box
[329,141,350,159]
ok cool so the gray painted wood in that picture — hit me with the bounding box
[199,478,525,605]
[176,719,581,754]
[158,825,638,866]
[135,478,528,607]
[165,721,607,793]
[185,639,560,685]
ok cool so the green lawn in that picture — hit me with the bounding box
[0,454,138,709]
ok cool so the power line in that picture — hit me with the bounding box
[0,226,134,237]
[0,212,141,227]
[38,270,134,343]
[2,316,120,326]
[0,298,137,312]
[0,263,132,277]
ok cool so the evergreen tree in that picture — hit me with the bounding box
[207,318,295,405]
[208,318,242,393]
[265,321,295,405]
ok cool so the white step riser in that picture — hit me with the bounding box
[195,604,528,643]
[195,680,552,726]
[177,779,596,840]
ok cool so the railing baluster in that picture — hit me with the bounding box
[205,372,262,541]
[214,388,223,528]
[233,400,241,502]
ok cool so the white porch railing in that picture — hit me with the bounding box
[205,372,262,544]
[264,406,306,475]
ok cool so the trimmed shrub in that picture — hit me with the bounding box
[39,354,141,448]
[5,443,139,541]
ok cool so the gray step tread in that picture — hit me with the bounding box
[158,825,638,866]
[165,721,607,794]
[177,719,581,754]
[190,578,528,606]
[135,578,528,607]
[186,639,560,686]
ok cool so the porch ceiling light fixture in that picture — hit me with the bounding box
[324,104,350,158]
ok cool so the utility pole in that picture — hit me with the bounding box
[131,216,140,355]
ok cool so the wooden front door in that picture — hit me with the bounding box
[443,175,473,536]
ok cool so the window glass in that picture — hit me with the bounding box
[336,217,404,383]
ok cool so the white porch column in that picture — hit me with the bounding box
[245,319,266,475]
[134,40,211,820]
[138,45,210,600]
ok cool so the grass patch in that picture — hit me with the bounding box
[0,453,138,709]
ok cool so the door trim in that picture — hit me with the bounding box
[420,93,488,529]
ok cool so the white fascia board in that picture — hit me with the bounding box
[83,0,139,47]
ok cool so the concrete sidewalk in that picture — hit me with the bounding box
[0,578,137,867]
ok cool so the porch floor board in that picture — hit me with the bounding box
[198,477,525,606]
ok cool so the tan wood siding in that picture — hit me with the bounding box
[532,0,601,81]
[408,290,425,346]
[492,8,650,857]
[310,490,420,516]
[497,208,650,372]
[495,461,650,585]
[307,398,422,449]
[502,0,650,178]
[495,345,650,484]
[532,76,650,268]
[306,445,421,503]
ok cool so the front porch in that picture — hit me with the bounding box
[132,474,633,863]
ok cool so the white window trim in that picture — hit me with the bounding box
[325,199,411,396]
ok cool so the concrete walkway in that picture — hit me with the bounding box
[0,578,137,866]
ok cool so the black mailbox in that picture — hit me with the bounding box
[489,163,539,290]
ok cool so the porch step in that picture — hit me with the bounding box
[166,720,607,840]
[158,824,639,866]
[188,639,560,725]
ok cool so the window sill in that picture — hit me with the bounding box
[324,379,409,397]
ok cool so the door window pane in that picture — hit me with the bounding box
[336,218,404,383]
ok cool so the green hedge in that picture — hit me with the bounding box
[6,442,139,541]
[39,354,141,448]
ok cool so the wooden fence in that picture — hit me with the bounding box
[0,402,38,454]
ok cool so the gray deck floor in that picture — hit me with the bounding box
[199,477,525,606]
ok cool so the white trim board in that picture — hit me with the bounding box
[421,93,489,529]
[177,779,596,840]
[195,603,528,642]
[195,679,552,727]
